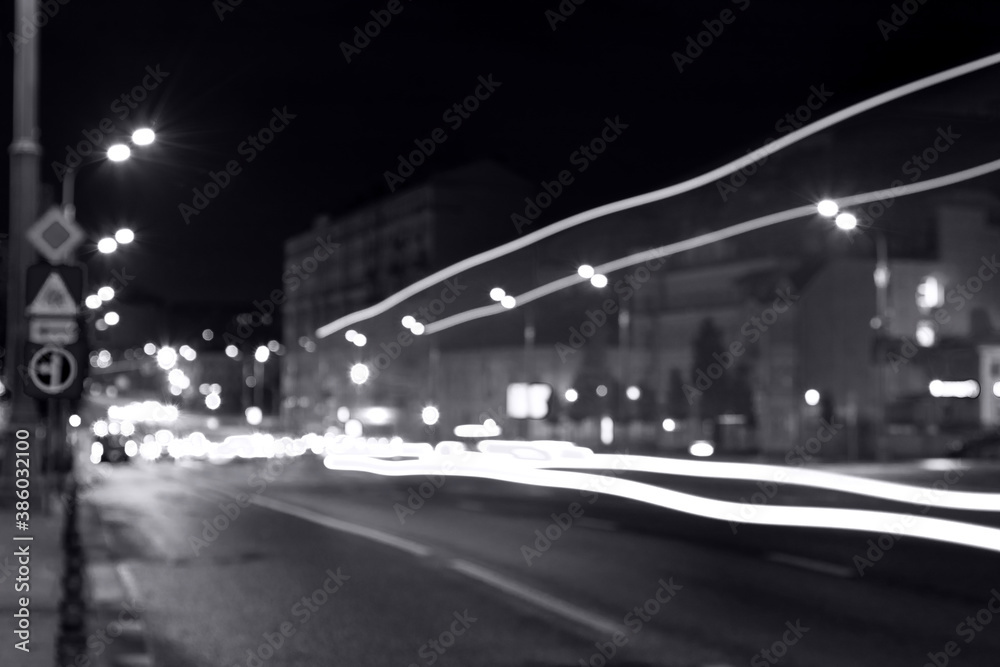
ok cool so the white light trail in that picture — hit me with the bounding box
[317,454,1000,554]
[423,157,1000,335]
[315,51,1000,339]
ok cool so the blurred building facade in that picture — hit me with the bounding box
[281,161,533,432]
[280,72,1000,458]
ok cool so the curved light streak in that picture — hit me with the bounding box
[316,51,1000,339]
[320,454,1000,553]
[529,453,1000,513]
[425,157,1000,335]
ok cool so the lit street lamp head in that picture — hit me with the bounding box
[132,128,155,146]
[115,228,135,244]
[350,363,370,385]
[835,212,858,230]
[817,199,839,217]
[421,405,440,426]
[107,144,131,162]
[97,237,118,254]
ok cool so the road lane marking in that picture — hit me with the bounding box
[251,495,433,558]
[448,558,622,636]
[765,552,854,578]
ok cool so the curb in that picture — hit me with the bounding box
[77,495,155,667]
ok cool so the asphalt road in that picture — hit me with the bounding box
[79,456,1000,666]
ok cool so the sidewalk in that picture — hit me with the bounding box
[76,494,153,667]
[0,494,63,666]
[0,449,154,667]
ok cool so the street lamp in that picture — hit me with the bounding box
[421,405,440,426]
[62,127,155,223]
[350,363,370,385]
[132,128,155,146]
[253,345,270,407]
[820,200,890,459]
[835,213,858,231]
[106,144,130,162]
[114,228,135,244]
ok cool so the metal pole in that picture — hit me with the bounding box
[4,0,42,429]
[254,359,262,408]
[62,166,76,221]
[619,302,630,445]
[873,231,890,460]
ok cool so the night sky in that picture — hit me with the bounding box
[3,0,1000,307]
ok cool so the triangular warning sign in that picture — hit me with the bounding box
[27,272,79,317]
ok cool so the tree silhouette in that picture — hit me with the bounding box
[666,368,690,419]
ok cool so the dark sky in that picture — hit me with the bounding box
[3,0,1000,306]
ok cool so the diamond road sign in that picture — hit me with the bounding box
[25,206,85,263]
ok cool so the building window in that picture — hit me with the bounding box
[916,276,943,310]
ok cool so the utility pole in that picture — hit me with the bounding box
[3,0,42,489]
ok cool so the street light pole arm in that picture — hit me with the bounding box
[62,167,77,222]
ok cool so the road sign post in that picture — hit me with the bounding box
[19,246,88,512]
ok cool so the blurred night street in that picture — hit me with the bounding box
[3,1,1000,665]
